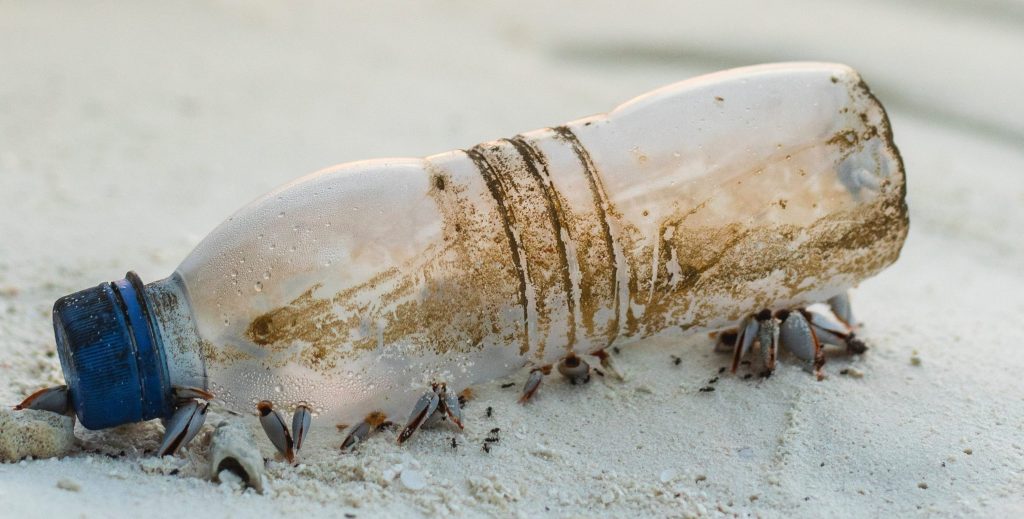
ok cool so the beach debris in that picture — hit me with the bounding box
[0,407,75,461]
[839,367,864,378]
[56,478,81,492]
[209,420,264,493]
[530,443,560,460]
[40,64,906,456]
[659,469,678,483]
[400,468,427,490]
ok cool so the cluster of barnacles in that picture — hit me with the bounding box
[14,292,863,462]
[717,292,864,379]
[157,392,314,461]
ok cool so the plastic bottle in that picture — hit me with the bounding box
[52,63,907,430]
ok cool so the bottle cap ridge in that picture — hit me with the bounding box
[53,272,173,429]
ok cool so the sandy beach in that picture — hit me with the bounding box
[1,1,1022,517]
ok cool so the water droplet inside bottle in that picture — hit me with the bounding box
[254,282,263,292]
[263,271,271,280]
[273,385,282,393]
[277,211,285,218]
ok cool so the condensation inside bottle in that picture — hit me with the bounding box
[174,159,462,424]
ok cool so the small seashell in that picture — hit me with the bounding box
[400,468,427,490]
[56,478,81,492]
[209,420,264,493]
[659,469,678,483]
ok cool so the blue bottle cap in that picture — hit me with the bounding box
[53,272,173,429]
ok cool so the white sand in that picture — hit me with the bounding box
[1,1,1022,517]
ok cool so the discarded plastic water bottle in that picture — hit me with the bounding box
[51,63,907,440]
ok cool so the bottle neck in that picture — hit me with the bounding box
[143,273,207,392]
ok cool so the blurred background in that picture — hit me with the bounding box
[1,0,1021,283]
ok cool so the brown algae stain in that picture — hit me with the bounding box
[248,285,333,347]
[551,126,621,347]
